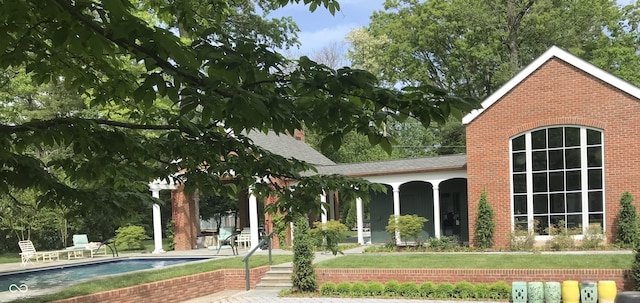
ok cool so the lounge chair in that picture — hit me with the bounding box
[208,227,238,255]
[65,234,107,259]
[235,228,251,248]
[18,240,59,266]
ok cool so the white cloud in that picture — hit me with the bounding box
[295,23,361,56]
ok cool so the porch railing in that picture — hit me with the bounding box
[241,231,274,291]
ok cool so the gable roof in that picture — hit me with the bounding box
[462,46,640,125]
[246,131,335,166]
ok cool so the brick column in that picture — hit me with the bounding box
[172,185,197,251]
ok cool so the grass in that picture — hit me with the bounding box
[11,255,293,303]
[314,253,633,269]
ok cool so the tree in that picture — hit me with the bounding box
[616,192,639,247]
[199,195,238,229]
[474,191,496,249]
[291,216,317,292]
[386,214,427,245]
[347,0,640,99]
[0,0,477,225]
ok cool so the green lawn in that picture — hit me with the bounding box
[315,253,633,269]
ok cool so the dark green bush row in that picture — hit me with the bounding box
[320,280,511,300]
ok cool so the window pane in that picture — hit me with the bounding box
[532,129,547,149]
[535,216,549,235]
[588,169,603,190]
[565,127,580,146]
[566,170,581,190]
[532,151,547,171]
[566,193,582,212]
[588,191,603,212]
[587,129,601,145]
[512,152,526,172]
[550,193,565,213]
[589,214,603,228]
[512,135,526,151]
[513,174,527,193]
[550,215,565,227]
[548,149,564,170]
[587,146,602,167]
[567,215,581,228]
[548,127,563,148]
[515,217,528,231]
[514,195,527,215]
[533,173,548,192]
[533,194,548,214]
[565,148,581,169]
[549,172,564,192]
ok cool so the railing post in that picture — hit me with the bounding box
[244,258,250,291]
[242,231,275,291]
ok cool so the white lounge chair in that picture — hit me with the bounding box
[65,234,107,259]
[18,240,59,266]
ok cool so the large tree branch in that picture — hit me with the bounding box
[0,117,179,134]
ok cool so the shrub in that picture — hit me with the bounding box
[581,223,605,249]
[384,280,400,296]
[319,282,336,296]
[165,220,175,251]
[616,192,639,247]
[310,220,348,256]
[474,282,491,299]
[433,283,454,298]
[386,214,427,245]
[632,242,640,291]
[335,282,351,295]
[474,191,496,249]
[489,281,511,300]
[419,282,436,298]
[510,221,536,251]
[115,225,149,250]
[453,281,475,299]
[350,282,367,296]
[428,235,460,251]
[546,220,578,251]
[398,282,419,297]
[291,216,317,293]
[366,281,384,296]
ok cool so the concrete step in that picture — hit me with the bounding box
[255,263,293,290]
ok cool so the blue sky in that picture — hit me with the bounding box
[269,0,386,56]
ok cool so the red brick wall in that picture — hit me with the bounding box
[51,267,270,303]
[172,185,198,251]
[466,59,640,247]
[317,268,631,291]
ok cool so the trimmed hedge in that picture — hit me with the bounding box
[318,280,512,300]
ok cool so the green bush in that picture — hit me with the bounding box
[165,220,175,251]
[428,235,460,251]
[386,214,427,245]
[546,220,578,251]
[453,281,475,299]
[115,225,149,250]
[366,281,384,296]
[291,216,317,293]
[489,281,511,300]
[335,282,351,295]
[319,282,336,296]
[474,282,491,299]
[581,223,605,249]
[510,221,536,251]
[398,282,419,297]
[616,192,639,247]
[419,282,436,298]
[384,280,400,296]
[474,191,496,248]
[433,283,454,298]
[310,220,348,256]
[633,242,640,291]
[350,281,367,296]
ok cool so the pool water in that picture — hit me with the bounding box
[0,258,208,296]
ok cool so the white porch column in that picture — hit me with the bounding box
[151,189,165,254]
[320,193,327,224]
[393,185,401,245]
[249,190,259,250]
[432,182,442,239]
[356,197,364,244]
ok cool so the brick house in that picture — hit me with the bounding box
[161,46,640,251]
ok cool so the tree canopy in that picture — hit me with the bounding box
[0,0,477,223]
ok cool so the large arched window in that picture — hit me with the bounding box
[511,126,604,235]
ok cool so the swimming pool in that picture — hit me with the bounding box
[0,257,210,300]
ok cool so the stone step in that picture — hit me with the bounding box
[254,263,294,290]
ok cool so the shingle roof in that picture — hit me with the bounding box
[313,154,467,177]
[246,131,335,166]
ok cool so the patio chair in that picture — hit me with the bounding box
[208,227,238,255]
[65,234,107,259]
[235,228,251,248]
[18,240,59,266]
